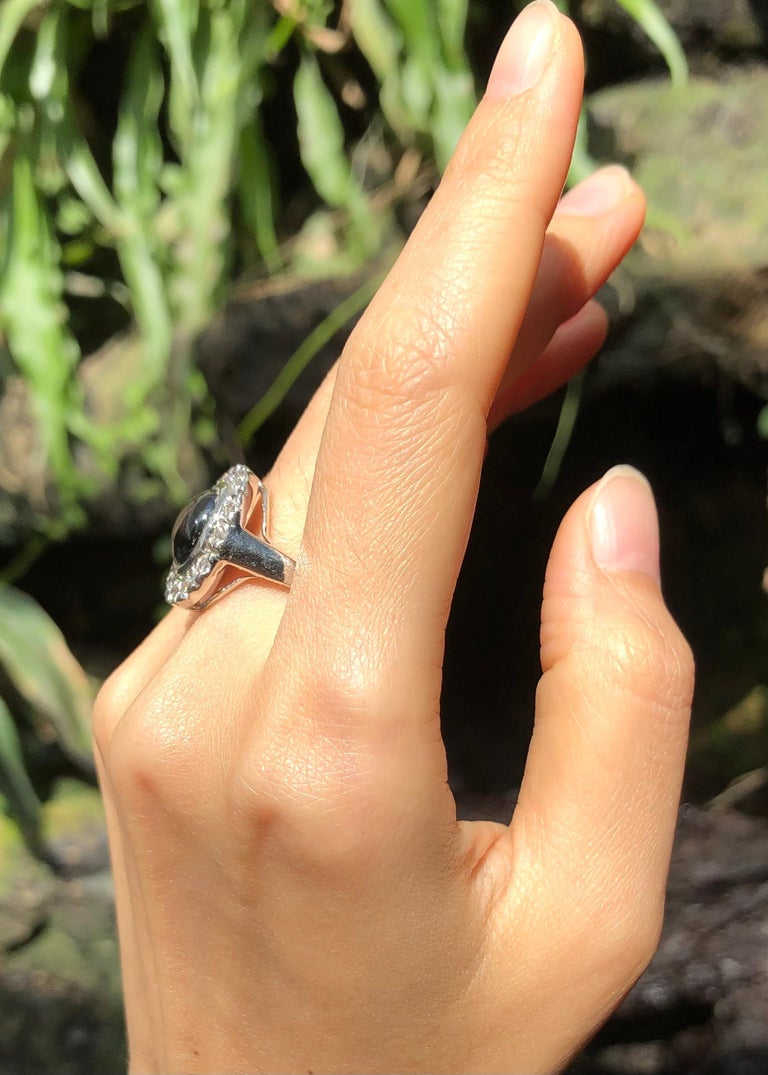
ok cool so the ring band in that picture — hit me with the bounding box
[165,465,295,611]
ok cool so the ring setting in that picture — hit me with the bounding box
[165,465,295,610]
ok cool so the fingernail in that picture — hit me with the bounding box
[558,165,636,216]
[486,1,561,99]
[588,465,660,582]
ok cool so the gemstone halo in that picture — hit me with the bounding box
[165,464,251,606]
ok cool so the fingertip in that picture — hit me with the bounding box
[485,1,563,100]
[558,165,640,218]
[488,299,608,428]
[587,465,661,584]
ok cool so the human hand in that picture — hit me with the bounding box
[94,3,694,1072]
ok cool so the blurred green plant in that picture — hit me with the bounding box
[0,584,94,861]
[0,0,687,543]
[559,0,688,183]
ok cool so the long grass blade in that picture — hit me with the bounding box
[612,0,688,86]
[0,0,40,80]
[238,270,386,447]
[533,370,586,501]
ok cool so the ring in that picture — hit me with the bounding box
[165,465,295,611]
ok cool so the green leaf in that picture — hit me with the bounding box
[61,125,122,231]
[613,0,688,87]
[567,109,595,188]
[294,51,354,209]
[430,64,475,172]
[153,0,199,148]
[0,587,93,768]
[347,0,402,82]
[384,0,435,65]
[294,51,378,256]
[0,148,82,502]
[238,269,386,446]
[238,119,282,274]
[757,404,768,440]
[29,5,60,104]
[534,371,585,501]
[0,694,42,846]
[0,0,41,82]
[112,27,173,381]
[436,0,468,64]
[153,0,198,97]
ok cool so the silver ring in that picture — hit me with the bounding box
[165,465,295,611]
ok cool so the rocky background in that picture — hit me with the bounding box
[2,1,768,1072]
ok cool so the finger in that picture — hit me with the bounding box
[279,4,586,689]
[488,299,607,429]
[267,166,643,553]
[494,163,643,400]
[501,467,693,973]
[93,608,196,754]
[262,365,338,559]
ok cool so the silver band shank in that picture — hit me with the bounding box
[221,526,295,588]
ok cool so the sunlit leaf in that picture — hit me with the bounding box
[437,0,469,64]
[153,0,199,148]
[0,587,93,768]
[0,694,42,846]
[431,65,475,172]
[347,0,401,81]
[238,119,282,274]
[384,0,435,65]
[0,149,82,503]
[113,27,173,382]
[29,4,59,103]
[0,0,41,82]
[153,0,198,100]
[294,51,355,208]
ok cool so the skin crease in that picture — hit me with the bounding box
[94,4,694,1073]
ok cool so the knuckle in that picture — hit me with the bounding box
[344,316,456,422]
[598,609,694,718]
[599,900,665,994]
[567,890,664,1002]
[447,102,549,227]
[451,102,523,186]
[230,737,387,876]
[107,684,201,814]
[92,667,129,758]
[229,666,400,875]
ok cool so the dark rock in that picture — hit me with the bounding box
[569,806,768,1075]
[588,70,768,399]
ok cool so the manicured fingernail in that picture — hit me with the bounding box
[486,0,560,99]
[558,165,635,216]
[588,465,660,582]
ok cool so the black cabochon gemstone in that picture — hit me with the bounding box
[171,491,217,566]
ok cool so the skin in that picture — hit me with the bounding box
[94,4,694,1073]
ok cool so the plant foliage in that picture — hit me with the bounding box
[0,584,94,857]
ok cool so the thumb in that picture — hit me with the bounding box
[512,466,694,963]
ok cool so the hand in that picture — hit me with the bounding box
[94,3,694,1072]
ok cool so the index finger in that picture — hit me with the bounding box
[280,4,586,686]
